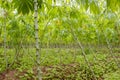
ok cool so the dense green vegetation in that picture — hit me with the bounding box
[0,0,120,80]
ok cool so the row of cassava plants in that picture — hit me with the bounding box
[0,0,120,80]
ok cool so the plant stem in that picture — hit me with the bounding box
[34,0,42,80]
[4,16,8,69]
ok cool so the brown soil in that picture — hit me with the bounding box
[0,63,103,80]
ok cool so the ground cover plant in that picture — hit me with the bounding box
[0,0,120,80]
[0,48,119,80]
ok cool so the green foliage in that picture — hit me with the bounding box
[12,0,43,14]
[0,48,119,79]
[0,0,120,80]
[107,0,120,11]
[104,71,120,80]
[90,1,100,14]
[0,0,120,44]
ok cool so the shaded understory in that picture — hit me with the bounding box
[0,48,120,80]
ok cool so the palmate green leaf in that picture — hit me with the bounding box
[81,0,89,10]
[12,0,32,14]
[38,0,43,8]
[84,0,89,10]
[70,8,79,18]
[90,1,100,14]
[77,0,89,10]
[0,0,11,9]
[48,7,58,17]
[106,0,120,12]
[12,0,42,15]
[106,0,110,8]
[45,0,52,5]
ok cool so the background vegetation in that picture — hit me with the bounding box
[0,0,120,80]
